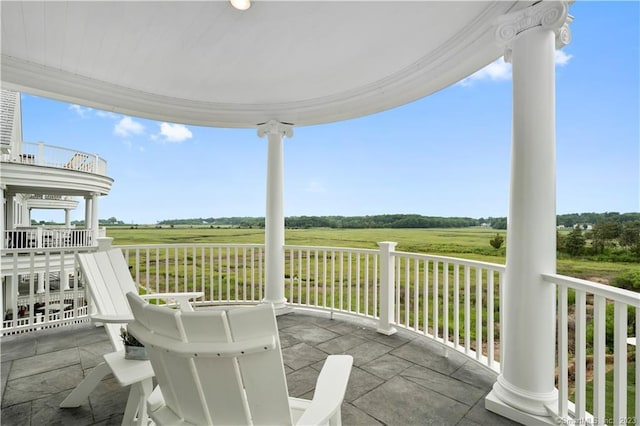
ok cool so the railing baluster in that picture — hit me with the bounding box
[636,306,639,419]
[44,252,51,323]
[396,256,401,325]
[339,251,344,311]
[432,261,438,339]
[413,258,419,332]
[593,294,606,425]
[322,250,328,309]
[575,289,587,420]
[225,247,231,301]
[234,247,239,302]
[613,301,628,424]
[404,256,410,328]
[558,286,569,419]
[331,250,336,313]
[355,253,360,314]
[347,252,352,312]
[453,264,460,349]
[424,260,429,337]
[315,249,319,308]
[217,248,222,302]
[487,270,494,366]
[443,262,449,345]
[306,249,312,306]
[360,252,365,314]
[475,267,482,361]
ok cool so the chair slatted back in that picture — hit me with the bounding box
[105,249,138,294]
[77,250,132,351]
[127,293,293,426]
[226,306,292,424]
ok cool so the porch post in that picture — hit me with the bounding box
[84,195,91,233]
[258,120,293,309]
[486,1,572,422]
[377,241,397,336]
[6,192,15,232]
[90,193,99,246]
[0,186,5,249]
[64,209,71,227]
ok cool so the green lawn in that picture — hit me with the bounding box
[582,359,636,421]
[106,226,639,284]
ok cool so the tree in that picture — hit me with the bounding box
[489,233,504,249]
[491,218,507,230]
[564,226,586,256]
[591,221,622,254]
[620,221,640,247]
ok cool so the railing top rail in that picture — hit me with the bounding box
[392,250,506,271]
[21,141,98,160]
[542,272,640,307]
[116,243,265,250]
[284,244,380,255]
[1,245,97,255]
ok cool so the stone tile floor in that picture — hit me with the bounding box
[1,309,520,425]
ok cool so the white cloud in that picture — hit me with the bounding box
[69,104,92,118]
[305,180,326,193]
[459,58,512,87]
[555,49,573,67]
[114,116,145,137]
[96,110,119,119]
[156,122,193,143]
[459,50,573,87]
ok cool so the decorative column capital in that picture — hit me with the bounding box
[496,1,573,62]
[257,120,294,139]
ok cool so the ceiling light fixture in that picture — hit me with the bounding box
[230,0,251,11]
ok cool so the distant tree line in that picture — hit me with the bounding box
[158,215,480,229]
[157,212,640,230]
[558,220,640,264]
[489,212,640,230]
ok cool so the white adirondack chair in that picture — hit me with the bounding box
[126,292,354,426]
[60,248,203,426]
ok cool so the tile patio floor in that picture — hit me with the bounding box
[1,309,520,425]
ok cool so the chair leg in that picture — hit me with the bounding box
[329,408,342,426]
[122,377,153,426]
[60,361,112,408]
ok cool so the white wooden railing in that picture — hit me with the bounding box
[1,248,94,334]
[3,228,93,249]
[1,242,636,423]
[543,273,639,425]
[5,141,107,175]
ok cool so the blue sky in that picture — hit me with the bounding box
[21,2,639,225]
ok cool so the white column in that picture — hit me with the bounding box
[0,186,5,249]
[84,195,92,231]
[22,202,29,226]
[486,1,572,421]
[37,272,45,294]
[377,241,397,335]
[257,120,293,309]
[6,192,15,231]
[90,193,99,246]
[64,209,71,227]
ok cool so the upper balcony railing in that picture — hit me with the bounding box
[1,242,636,423]
[3,228,94,250]
[3,141,107,176]
[28,194,76,202]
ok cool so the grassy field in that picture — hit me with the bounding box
[106,226,639,284]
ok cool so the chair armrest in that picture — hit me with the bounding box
[295,355,353,426]
[141,292,203,312]
[91,314,134,324]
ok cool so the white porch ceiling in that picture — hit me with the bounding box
[1,1,532,128]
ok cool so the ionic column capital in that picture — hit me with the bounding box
[496,1,573,62]
[257,120,294,139]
